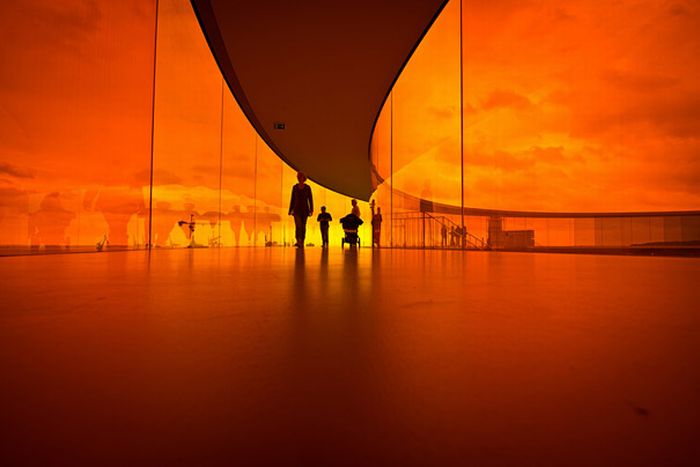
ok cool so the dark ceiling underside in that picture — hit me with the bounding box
[191,0,448,200]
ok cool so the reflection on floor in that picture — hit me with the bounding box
[1,248,699,466]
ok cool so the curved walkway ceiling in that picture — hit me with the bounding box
[191,0,448,200]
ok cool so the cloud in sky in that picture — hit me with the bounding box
[0,161,35,179]
[481,90,532,111]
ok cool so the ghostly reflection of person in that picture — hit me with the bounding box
[258,207,280,245]
[84,180,145,247]
[288,172,313,248]
[241,205,256,245]
[227,205,243,246]
[152,201,180,247]
[28,192,75,249]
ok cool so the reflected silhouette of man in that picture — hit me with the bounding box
[152,201,179,247]
[288,172,313,248]
[227,205,243,246]
[85,184,145,247]
[28,192,75,249]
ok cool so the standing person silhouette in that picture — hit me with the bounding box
[351,199,361,218]
[317,206,332,248]
[288,172,313,248]
[370,199,382,248]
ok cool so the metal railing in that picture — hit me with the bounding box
[390,211,487,250]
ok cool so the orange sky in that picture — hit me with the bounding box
[388,0,700,211]
[1,0,698,244]
[0,0,156,187]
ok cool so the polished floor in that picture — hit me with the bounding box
[1,248,699,466]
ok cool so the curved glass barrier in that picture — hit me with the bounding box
[370,0,700,252]
[1,0,697,255]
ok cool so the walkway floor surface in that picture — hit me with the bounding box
[1,248,699,465]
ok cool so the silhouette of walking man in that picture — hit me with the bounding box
[317,206,332,248]
[288,171,313,248]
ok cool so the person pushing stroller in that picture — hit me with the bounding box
[340,202,363,248]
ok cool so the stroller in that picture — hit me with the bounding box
[340,214,363,248]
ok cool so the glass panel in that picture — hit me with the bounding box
[0,1,156,253]
[151,0,222,249]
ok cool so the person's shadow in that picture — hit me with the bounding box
[342,247,360,309]
[320,247,329,292]
[292,247,306,305]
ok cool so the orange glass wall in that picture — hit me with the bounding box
[371,0,700,248]
[0,0,373,254]
[1,0,698,255]
[0,1,156,252]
